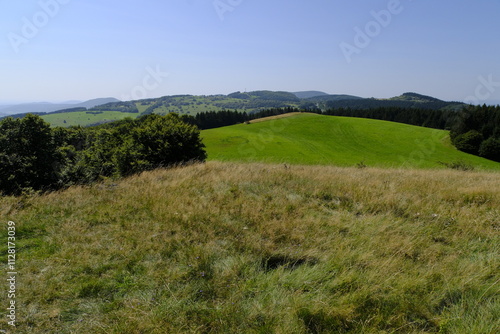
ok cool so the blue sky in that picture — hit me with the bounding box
[1,0,499,104]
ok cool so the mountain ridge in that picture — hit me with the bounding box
[0,97,120,116]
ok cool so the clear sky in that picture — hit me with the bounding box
[1,0,499,104]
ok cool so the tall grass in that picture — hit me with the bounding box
[1,162,499,333]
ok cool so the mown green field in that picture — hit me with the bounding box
[42,110,139,127]
[202,113,500,170]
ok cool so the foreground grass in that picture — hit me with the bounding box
[202,113,500,170]
[1,162,499,333]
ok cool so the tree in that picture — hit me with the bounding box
[132,113,206,170]
[0,114,59,195]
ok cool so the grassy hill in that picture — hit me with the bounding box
[1,162,498,333]
[202,113,500,170]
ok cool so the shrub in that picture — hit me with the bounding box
[479,137,500,162]
[438,160,475,171]
[133,113,207,168]
[452,130,484,155]
[70,114,207,180]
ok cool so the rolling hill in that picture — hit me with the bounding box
[202,113,500,170]
[16,91,466,127]
[316,93,464,111]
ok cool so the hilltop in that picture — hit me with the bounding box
[292,91,329,99]
[313,93,464,111]
[202,113,500,170]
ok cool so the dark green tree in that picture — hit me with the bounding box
[0,114,59,195]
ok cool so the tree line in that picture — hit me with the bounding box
[181,107,302,130]
[0,114,206,195]
[450,104,500,161]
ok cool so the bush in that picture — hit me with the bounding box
[74,113,206,180]
[479,137,500,162]
[452,130,484,155]
[133,113,207,168]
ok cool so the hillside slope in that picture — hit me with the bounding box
[202,113,500,169]
[1,162,498,333]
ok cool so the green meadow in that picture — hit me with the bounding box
[202,113,500,170]
[42,110,139,127]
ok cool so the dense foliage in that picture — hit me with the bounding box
[0,114,60,195]
[90,101,139,113]
[450,104,500,161]
[0,113,206,195]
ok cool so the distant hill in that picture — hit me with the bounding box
[292,91,329,99]
[306,94,364,102]
[390,92,444,103]
[0,91,469,127]
[0,98,120,116]
[318,92,465,111]
[228,91,300,102]
[77,98,121,109]
[0,110,10,117]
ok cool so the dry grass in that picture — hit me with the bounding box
[247,112,303,123]
[1,162,499,333]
